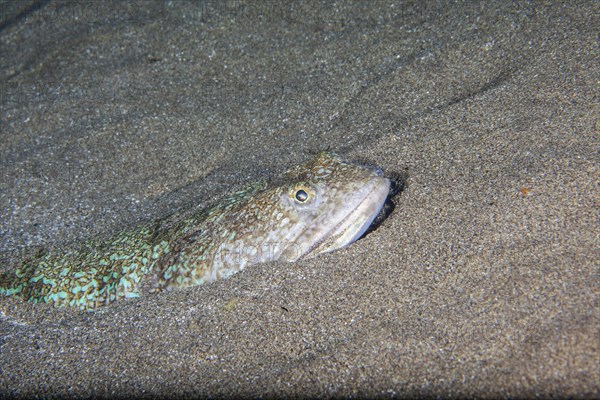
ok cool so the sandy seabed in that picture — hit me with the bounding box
[0,1,598,398]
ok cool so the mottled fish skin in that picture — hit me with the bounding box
[0,152,390,310]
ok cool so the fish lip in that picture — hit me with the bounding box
[298,174,390,259]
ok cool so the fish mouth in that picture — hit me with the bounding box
[299,173,391,258]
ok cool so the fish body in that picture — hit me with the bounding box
[0,152,390,310]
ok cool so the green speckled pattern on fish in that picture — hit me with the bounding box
[0,152,390,310]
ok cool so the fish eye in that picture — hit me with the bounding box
[295,189,309,203]
[289,184,315,206]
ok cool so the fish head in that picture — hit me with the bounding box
[262,152,390,261]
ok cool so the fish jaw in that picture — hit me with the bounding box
[305,174,390,256]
